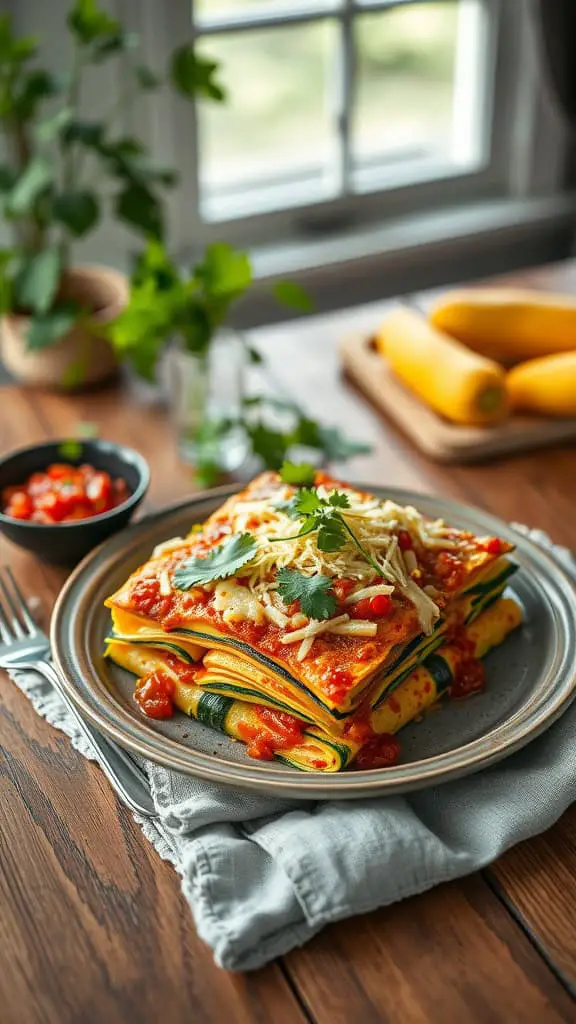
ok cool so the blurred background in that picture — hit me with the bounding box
[4,0,576,322]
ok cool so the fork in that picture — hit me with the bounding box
[0,565,156,818]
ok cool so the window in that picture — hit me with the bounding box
[148,0,567,257]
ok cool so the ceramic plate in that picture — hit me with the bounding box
[51,486,576,799]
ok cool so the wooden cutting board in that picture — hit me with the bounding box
[340,332,576,463]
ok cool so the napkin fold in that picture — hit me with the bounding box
[11,527,576,972]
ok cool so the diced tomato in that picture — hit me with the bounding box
[479,537,503,555]
[349,597,374,619]
[397,529,413,551]
[324,666,353,703]
[350,594,393,620]
[369,594,393,617]
[332,578,356,601]
[1,462,131,524]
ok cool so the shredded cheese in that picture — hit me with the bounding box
[344,583,394,604]
[159,570,172,597]
[195,481,478,638]
[329,621,377,637]
[153,537,186,558]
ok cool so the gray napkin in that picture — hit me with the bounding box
[11,527,576,972]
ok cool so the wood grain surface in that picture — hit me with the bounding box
[0,260,575,1023]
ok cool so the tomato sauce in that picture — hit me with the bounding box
[134,670,175,719]
[354,734,400,769]
[237,705,306,760]
[2,463,130,523]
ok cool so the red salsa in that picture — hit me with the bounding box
[2,462,130,523]
[134,671,175,719]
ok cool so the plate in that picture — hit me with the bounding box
[51,486,576,799]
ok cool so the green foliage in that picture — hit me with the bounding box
[0,6,224,351]
[26,305,78,350]
[272,280,315,314]
[14,246,62,313]
[53,190,99,236]
[173,533,258,589]
[276,569,337,621]
[279,461,317,487]
[171,47,226,102]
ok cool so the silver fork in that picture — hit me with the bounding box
[0,565,156,818]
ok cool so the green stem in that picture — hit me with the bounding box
[59,42,84,262]
[339,517,383,577]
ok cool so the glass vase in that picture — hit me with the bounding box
[168,327,248,473]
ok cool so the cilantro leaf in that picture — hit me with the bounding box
[293,488,323,516]
[277,569,337,620]
[317,524,346,552]
[279,460,316,487]
[173,533,257,589]
[328,491,350,509]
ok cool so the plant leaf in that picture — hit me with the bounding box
[63,120,103,147]
[35,106,74,143]
[272,280,314,314]
[195,242,252,299]
[171,46,226,102]
[15,247,62,314]
[14,70,62,119]
[292,488,323,516]
[173,533,257,589]
[26,305,77,351]
[91,31,138,62]
[67,0,120,44]
[280,461,316,487]
[53,190,99,237]
[0,164,16,195]
[116,182,163,238]
[247,423,288,470]
[276,569,337,621]
[135,65,161,90]
[9,156,52,214]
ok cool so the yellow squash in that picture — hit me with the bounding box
[429,289,576,364]
[507,351,576,417]
[376,305,508,426]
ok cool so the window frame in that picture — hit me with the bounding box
[119,0,570,259]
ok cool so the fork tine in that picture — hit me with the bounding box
[0,590,13,643]
[0,568,26,639]
[2,566,38,635]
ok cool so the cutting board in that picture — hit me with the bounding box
[340,332,576,463]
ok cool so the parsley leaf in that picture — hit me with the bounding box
[328,491,350,509]
[173,533,257,588]
[277,568,337,620]
[279,460,316,487]
[293,488,323,516]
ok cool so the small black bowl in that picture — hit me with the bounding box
[0,439,150,566]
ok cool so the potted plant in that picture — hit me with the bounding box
[0,4,224,389]
[107,238,371,483]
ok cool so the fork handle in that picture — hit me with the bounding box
[30,659,157,818]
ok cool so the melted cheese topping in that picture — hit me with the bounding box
[221,484,473,634]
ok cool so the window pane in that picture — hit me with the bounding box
[197,21,339,220]
[352,3,460,172]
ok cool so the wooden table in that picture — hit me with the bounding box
[1,260,575,1024]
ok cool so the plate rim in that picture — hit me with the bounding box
[50,485,576,798]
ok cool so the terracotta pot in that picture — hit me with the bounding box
[1,265,128,390]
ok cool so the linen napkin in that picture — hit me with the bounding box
[10,527,576,972]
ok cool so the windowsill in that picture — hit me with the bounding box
[250,192,576,282]
[228,191,575,325]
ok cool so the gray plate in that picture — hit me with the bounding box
[51,486,576,799]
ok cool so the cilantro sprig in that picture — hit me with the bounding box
[277,569,337,620]
[272,478,383,574]
[173,533,257,589]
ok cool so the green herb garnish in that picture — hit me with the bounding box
[173,533,257,588]
[277,568,337,621]
[274,486,383,572]
[279,460,316,487]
